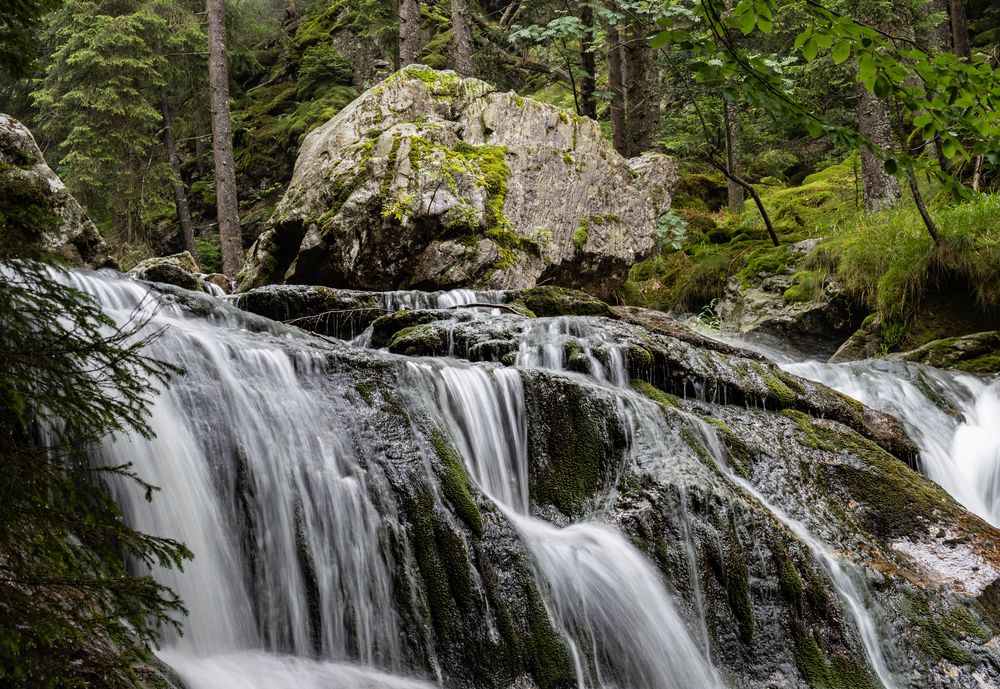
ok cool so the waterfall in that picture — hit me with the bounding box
[53,268,988,689]
[400,360,721,689]
[786,360,1000,527]
[61,269,720,688]
[66,270,421,686]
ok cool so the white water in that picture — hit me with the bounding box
[402,361,721,689]
[786,360,1000,527]
[68,271,418,684]
[380,288,508,311]
[62,269,720,689]
[56,268,994,689]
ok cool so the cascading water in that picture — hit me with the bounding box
[67,271,427,689]
[785,359,1000,527]
[66,269,720,689]
[56,267,979,689]
[400,360,722,689]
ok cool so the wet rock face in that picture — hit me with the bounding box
[238,66,676,298]
[219,284,1000,686]
[0,114,113,267]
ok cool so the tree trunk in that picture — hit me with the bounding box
[723,98,745,213]
[450,0,474,76]
[160,93,199,263]
[622,22,659,157]
[857,84,900,211]
[607,25,627,155]
[399,0,422,66]
[579,4,597,119]
[949,0,970,58]
[206,0,243,278]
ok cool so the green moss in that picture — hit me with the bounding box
[524,589,576,689]
[404,486,457,639]
[631,379,677,408]
[792,622,879,689]
[531,381,611,516]
[572,217,588,250]
[387,324,446,355]
[514,286,611,318]
[0,167,61,247]
[773,541,804,606]
[818,426,957,540]
[781,409,839,451]
[754,364,796,407]
[706,521,754,643]
[429,428,483,536]
[739,245,792,286]
[956,354,1000,374]
[783,270,826,304]
[906,599,977,665]
[354,380,375,404]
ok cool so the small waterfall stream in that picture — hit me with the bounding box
[785,359,1000,527]
[402,360,722,689]
[51,269,1000,688]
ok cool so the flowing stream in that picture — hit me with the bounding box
[785,359,1000,527]
[69,271,719,688]
[60,270,1000,688]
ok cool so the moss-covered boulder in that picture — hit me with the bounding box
[714,242,855,357]
[0,114,113,267]
[511,285,611,318]
[896,331,1000,375]
[239,65,676,298]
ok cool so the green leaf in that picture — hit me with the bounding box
[831,40,851,64]
[650,31,671,49]
[883,158,898,175]
[732,8,757,35]
[942,139,957,158]
[802,37,819,62]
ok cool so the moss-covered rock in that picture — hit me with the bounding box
[511,285,611,318]
[238,66,676,298]
[896,331,1000,375]
[0,114,114,267]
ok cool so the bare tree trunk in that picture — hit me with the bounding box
[972,155,983,191]
[450,0,474,76]
[400,0,422,66]
[579,4,597,119]
[607,25,626,155]
[723,98,745,213]
[949,0,970,58]
[206,0,243,278]
[857,84,900,211]
[160,92,199,263]
[622,23,659,157]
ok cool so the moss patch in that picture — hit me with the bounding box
[513,286,611,318]
[429,428,483,536]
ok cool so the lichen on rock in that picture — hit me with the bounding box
[238,65,676,298]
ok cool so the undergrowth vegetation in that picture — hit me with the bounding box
[620,156,1000,349]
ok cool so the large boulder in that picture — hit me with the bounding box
[239,65,676,298]
[0,114,113,267]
